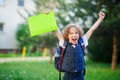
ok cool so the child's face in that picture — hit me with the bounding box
[68,27,79,44]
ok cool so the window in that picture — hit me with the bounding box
[0,23,4,32]
[0,0,4,6]
[18,0,24,6]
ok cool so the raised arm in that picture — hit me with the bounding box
[55,28,64,41]
[85,12,105,40]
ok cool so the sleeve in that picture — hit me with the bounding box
[58,39,65,48]
[82,35,88,47]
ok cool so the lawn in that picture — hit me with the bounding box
[0,58,120,80]
[0,52,43,58]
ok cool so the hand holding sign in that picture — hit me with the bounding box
[28,11,58,36]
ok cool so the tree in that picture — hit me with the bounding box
[16,23,42,53]
[95,0,120,70]
[16,24,30,52]
[79,0,120,70]
[39,33,58,63]
[55,0,98,28]
[16,7,41,53]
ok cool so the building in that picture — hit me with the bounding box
[0,0,36,53]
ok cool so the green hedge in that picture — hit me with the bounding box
[0,52,44,58]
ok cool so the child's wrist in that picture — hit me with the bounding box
[98,17,104,21]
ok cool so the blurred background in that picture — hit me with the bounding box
[0,0,120,80]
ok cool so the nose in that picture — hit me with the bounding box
[72,33,77,37]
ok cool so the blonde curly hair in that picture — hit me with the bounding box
[63,23,84,41]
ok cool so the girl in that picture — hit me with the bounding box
[55,11,105,80]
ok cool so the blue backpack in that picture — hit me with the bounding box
[54,41,68,72]
[54,38,86,80]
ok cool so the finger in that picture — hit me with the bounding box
[44,10,51,14]
[100,12,105,16]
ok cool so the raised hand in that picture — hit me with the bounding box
[99,11,105,20]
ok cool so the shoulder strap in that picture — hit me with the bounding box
[59,41,68,80]
[79,38,85,56]
[59,41,69,70]
[79,38,86,76]
[61,41,69,57]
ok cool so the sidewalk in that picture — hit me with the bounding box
[0,57,49,63]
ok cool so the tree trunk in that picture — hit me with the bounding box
[111,34,118,70]
[49,48,54,64]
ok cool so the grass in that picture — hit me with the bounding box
[0,61,57,80]
[85,59,120,80]
[0,58,120,80]
[0,52,44,58]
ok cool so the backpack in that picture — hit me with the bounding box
[54,41,68,72]
[54,41,68,80]
[54,38,86,80]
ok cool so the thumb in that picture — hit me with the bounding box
[44,10,51,14]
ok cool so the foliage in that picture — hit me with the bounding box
[16,24,30,50]
[55,0,120,62]
[16,0,58,54]
[0,60,120,80]
[87,0,120,63]
[34,0,56,14]
[16,0,120,62]
[56,0,120,64]
[87,35,113,62]
[0,52,43,58]
[16,23,58,54]
[32,0,59,63]
[34,0,58,46]
[55,0,99,28]
[16,24,38,53]
[38,33,58,48]
[0,53,18,58]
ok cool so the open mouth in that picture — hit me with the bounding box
[72,38,77,43]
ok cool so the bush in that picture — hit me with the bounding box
[87,27,120,63]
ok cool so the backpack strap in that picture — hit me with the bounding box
[79,38,85,56]
[79,38,86,76]
[59,41,68,80]
[59,41,69,68]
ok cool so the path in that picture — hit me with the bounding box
[0,57,49,63]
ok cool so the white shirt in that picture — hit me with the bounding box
[59,35,88,48]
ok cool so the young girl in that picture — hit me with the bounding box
[55,11,105,80]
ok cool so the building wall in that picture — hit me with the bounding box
[0,0,36,52]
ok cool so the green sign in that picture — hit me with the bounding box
[28,11,58,36]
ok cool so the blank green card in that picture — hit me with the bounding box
[28,11,58,36]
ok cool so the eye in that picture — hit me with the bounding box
[69,32,73,34]
[75,32,78,34]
